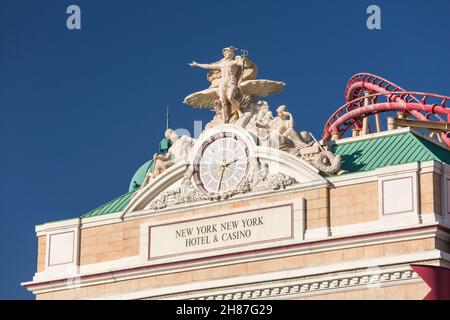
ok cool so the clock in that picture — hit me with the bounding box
[192,131,250,195]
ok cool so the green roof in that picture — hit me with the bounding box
[81,190,135,218]
[332,131,450,173]
[82,159,154,218]
[128,160,154,192]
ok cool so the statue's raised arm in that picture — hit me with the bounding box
[189,61,221,70]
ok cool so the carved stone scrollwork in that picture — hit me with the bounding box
[245,103,342,175]
[149,161,297,211]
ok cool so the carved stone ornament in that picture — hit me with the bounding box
[150,161,297,211]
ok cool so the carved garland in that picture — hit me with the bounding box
[150,162,297,211]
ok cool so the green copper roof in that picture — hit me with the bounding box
[332,131,450,173]
[81,190,135,218]
[128,160,154,192]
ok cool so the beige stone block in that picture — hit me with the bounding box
[364,287,386,300]
[424,238,436,250]
[80,244,96,256]
[123,219,141,230]
[104,281,125,295]
[289,192,305,201]
[210,266,230,280]
[248,261,266,275]
[304,189,320,200]
[80,227,97,238]
[120,279,140,292]
[138,276,157,290]
[81,235,97,247]
[319,208,328,219]
[319,188,328,199]
[263,258,285,273]
[323,250,344,264]
[383,242,401,256]
[420,173,433,184]
[228,263,248,277]
[308,198,327,210]
[86,284,106,298]
[71,287,88,299]
[261,193,290,204]
[123,228,139,239]
[304,252,323,267]
[100,242,117,253]
[284,255,305,269]
[307,216,327,229]
[343,247,364,260]
[363,245,384,259]
[37,236,47,272]
[173,271,193,285]
[232,200,250,209]
[344,290,365,300]
[192,269,211,282]
[123,246,139,256]
[156,273,175,287]
[108,232,124,242]
[307,208,320,220]
[330,216,341,227]
[406,282,430,300]
[385,285,407,300]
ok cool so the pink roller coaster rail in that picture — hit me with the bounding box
[322,73,450,146]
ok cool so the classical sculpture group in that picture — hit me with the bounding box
[143,46,341,194]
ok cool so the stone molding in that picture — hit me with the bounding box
[169,265,422,300]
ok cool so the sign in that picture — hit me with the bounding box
[147,204,295,261]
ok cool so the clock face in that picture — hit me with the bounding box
[193,132,249,195]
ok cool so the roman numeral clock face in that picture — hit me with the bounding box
[193,132,249,195]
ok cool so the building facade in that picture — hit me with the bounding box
[22,49,450,300]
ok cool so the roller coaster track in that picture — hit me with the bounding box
[322,73,450,146]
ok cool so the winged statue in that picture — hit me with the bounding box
[184,46,285,123]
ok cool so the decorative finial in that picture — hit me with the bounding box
[166,106,170,130]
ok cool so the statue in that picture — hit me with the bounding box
[246,101,273,145]
[143,129,195,185]
[184,46,285,124]
[205,100,224,130]
[266,105,310,152]
[263,105,342,175]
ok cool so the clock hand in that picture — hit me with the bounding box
[217,166,226,192]
[224,156,247,167]
[222,139,226,164]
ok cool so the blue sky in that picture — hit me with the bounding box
[0,0,449,299]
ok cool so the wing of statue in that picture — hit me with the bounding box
[183,87,219,109]
[239,79,286,97]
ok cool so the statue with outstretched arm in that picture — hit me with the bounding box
[189,46,245,122]
[184,46,285,126]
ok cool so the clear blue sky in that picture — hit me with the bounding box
[0,0,449,299]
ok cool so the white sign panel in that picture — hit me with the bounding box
[146,203,300,262]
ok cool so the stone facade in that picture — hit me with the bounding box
[24,130,450,300]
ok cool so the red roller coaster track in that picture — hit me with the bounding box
[322,73,450,146]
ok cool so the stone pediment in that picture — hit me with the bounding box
[122,125,328,216]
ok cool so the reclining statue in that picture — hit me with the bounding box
[143,129,195,186]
